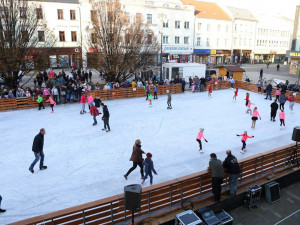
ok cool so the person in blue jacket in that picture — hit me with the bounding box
[154,84,158,99]
[0,195,6,212]
[141,153,157,185]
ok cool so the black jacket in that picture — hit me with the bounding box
[266,84,273,92]
[32,133,44,153]
[223,155,241,174]
[94,98,101,108]
[270,102,279,112]
[102,105,110,119]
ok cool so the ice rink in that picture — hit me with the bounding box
[0,89,299,224]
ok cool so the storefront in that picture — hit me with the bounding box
[232,49,252,63]
[47,47,82,69]
[162,46,193,63]
[254,50,287,64]
[287,51,300,75]
[216,50,232,65]
[193,49,218,64]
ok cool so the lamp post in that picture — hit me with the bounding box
[160,32,163,83]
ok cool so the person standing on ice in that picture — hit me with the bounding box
[245,93,250,106]
[265,82,272,100]
[246,100,255,115]
[124,139,145,180]
[167,90,172,109]
[87,94,94,110]
[251,107,261,129]
[232,88,238,102]
[279,109,285,130]
[80,92,86,114]
[37,95,45,110]
[141,153,157,186]
[153,84,158,99]
[29,128,47,173]
[46,96,56,113]
[288,94,295,111]
[148,93,153,107]
[145,84,150,100]
[101,103,110,132]
[275,88,281,101]
[236,131,254,154]
[90,103,100,126]
[270,99,279,122]
[0,195,6,213]
[196,128,208,153]
[208,84,212,98]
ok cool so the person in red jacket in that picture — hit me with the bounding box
[90,103,101,126]
[233,88,238,102]
[288,94,295,111]
[245,93,250,106]
[80,92,86,114]
[236,131,254,154]
[208,84,212,98]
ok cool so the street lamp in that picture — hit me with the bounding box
[159,12,167,83]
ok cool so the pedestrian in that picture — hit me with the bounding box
[246,100,255,115]
[251,107,261,128]
[124,139,145,180]
[192,80,196,92]
[270,99,279,122]
[223,150,241,196]
[0,195,6,213]
[260,68,263,79]
[275,88,281,101]
[37,95,45,110]
[196,128,208,154]
[208,153,224,202]
[154,84,158,99]
[277,64,280,72]
[228,77,235,89]
[233,88,238,102]
[257,80,262,94]
[288,94,295,111]
[29,128,47,173]
[208,84,212,98]
[46,96,56,113]
[141,152,157,185]
[245,93,250,106]
[80,92,86,114]
[182,78,186,92]
[189,77,192,88]
[90,103,100,126]
[94,96,102,108]
[279,109,285,130]
[101,103,110,132]
[279,93,286,110]
[167,90,172,109]
[89,70,92,82]
[236,131,254,154]
[265,82,273,100]
[51,86,59,103]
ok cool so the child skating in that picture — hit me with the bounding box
[90,103,101,126]
[208,85,212,98]
[141,153,157,186]
[37,95,45,110]
[87,94,94,110]
[236,131,254,154]
[233,88,238,102]
[251,107,261,128]
[46,96,56,113]
[154,84,158,99]
[167,90,172,109]
[80,92,86,114]
[246,100,255,115]
[245,93,250,106]
[196,128,208,154]
[279,109,285,130]
[288,94,295,111]
[148,93,153,107]
[275,89,281,101]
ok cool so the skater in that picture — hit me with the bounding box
[192,80,195,92]
[279,109,285,130]
[46,96,56,113]
[0,195,6,213]
[208,85,212,98]
[141,153,157,185]
[37,95,45,110]
[265,82,272,100]
[223,150,241,195]
[182,78,186,92]
[279,93,286,110]
[101,103,110,132]
[154,84,158,99]
[208,153,224,202]
[90,103,100,126]
[288,94,295,111]
[251,107,261,128]
[80,92,86,114]
[87,94,94,110]
[145,84,150,100]
[124,139,145,180]
[29,128,47,173]
[275,88,281,101]
[237,131,254,154]
[196,128,208,153]
[245,93,250,106]
[246,100,255,115]
[94,96,102,108]
[167,90,172,109]
[148,93,153,107]
[257,80,262,94]
[228,77,235,89]
[233,88,238,102]
[270,99,279,122]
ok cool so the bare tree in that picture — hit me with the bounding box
[0,0,55,88]
[86,0,159,82]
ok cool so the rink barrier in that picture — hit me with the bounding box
[9,143,300,225]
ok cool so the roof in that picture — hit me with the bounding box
[223,65,245,72]
[227,7,257,21]
[180,0,232,21]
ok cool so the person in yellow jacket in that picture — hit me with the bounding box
[131,80,137,88]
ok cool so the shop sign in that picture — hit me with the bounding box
[287,51,300,58]
[210,49,216,56]
[163,46,191,52]
[193,49,211,55]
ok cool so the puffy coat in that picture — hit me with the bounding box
[270,102,278,112]
[143,158,157,174]
[279,94,286,104]
[102,105,110,119]
[32,133,44,153]
[130,145,145,163]
[80,95,86,103]
[223,155,241,174]
[279,112,285,120]
[90,106,100,117]
[87,95,94,104]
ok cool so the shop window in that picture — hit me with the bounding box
[58,9,64,20]
[49,55,57,68]
[91,33,97,43]
[58,55,69,68]
[59,31,65,42]
[71,31,77,42]
[70,10,76,20]
[38,31,45,42]
[147,14,152,24]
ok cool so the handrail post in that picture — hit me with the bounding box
[253,158,258,179]
[110,202,114,224]
[170,184,173,206]
[82,210,86,225]
[148,191,151,213]
[260,156,265,176]
[199,176,202,197]
[272,152,277,173]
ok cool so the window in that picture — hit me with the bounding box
[135,13,142,23]
[184,37,189,44]
[124,12,130,23]
[184,22,189,29]
[217,38,219,46]
[91,33,97,43]
[163,21,168,28]
[147,34,152,44]
[71,31,77,42]
[91,10,97,22]
[198,23,202,30]
[37,31,45,42]
[218,24,221,32]
[20,7,26,19]
[147,14,152,24]
[206,37,210,46]
[175,36,180,44]
[175,21,180,29]
[58,9,64,20]
[226,25,229,32]
[21,30,29,42]
[70,10,76,20]
[207,24,210,32]
[59,31,65,41]
[197,37,201,46]
[162,36,169,44]
[36,8,43,19]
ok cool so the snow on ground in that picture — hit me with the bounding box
[0,89,299,224]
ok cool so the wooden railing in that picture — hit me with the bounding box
[10,144,300,225]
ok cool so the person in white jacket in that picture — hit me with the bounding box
[103,83,110,90]
[51,87,59,103]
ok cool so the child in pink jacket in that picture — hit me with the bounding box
[279,109,285,130]
[87,94,94,110]
[237,131,254,154]
[275,89,281,101]
[196,128,208,153]
[251,107,261,128]
[246,100,255,115]
[46,96,56,113]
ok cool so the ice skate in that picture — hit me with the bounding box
[29,168,34,174]
[240,150,245,154]
[51,111,54,113]
[199,149,204,154]
[141,179,145,184]
[80,111,84,114]
[124,175,128,180]
[40,166,47,170]
[106,129,111,132]
[167,107,170,109]
[280,126,283,130]
[92,123,97,126]
[0,209,6,213]
[102,128,106,131]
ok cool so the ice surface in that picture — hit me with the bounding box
[0,89,299,223]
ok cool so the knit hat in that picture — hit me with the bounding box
[90,102,94,106]
[244,131,247,134]
[146,153,152,158]
[200,128,204,132]
[135,139,141,145]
